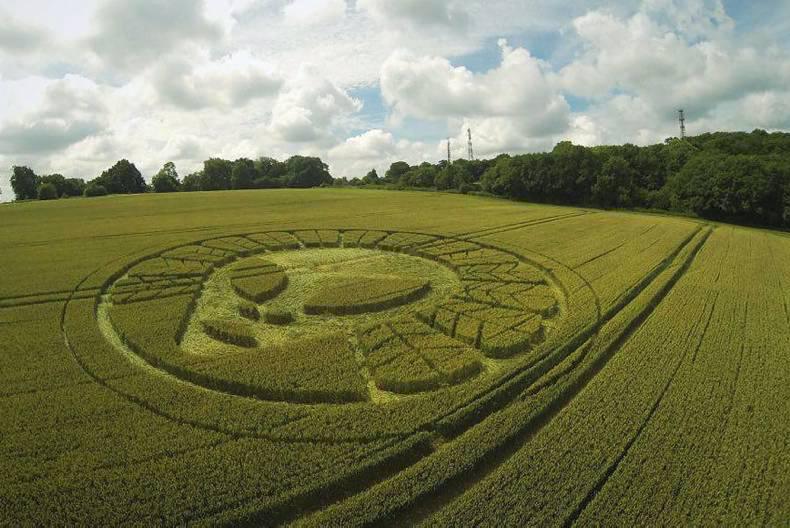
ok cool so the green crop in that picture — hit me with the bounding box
[238,301,260,321]
[265,308,294,325]
[304,275,430,315]
[1,189,786,526]
[202,319,257,347]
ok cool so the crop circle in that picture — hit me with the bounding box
[78,228,565,440]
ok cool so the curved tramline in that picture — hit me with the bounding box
[1,190,787,526]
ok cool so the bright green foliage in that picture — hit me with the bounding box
[304,275,430,315]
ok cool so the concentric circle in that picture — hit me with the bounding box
[65,228,567,441]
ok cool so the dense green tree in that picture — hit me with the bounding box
[231,158,256,190]
[10,166,40,200]
[451,159,489,187]
[593,156,634,208]
[40,174,66,197]
[6,130,790,229]
[62,178,86,197]
[93,160,146,194]
[631,144,668,191]
[284,156,332,188]
[181,172,203,192]
[672,153,786,225]
[435,166,454,190]
[400,163,437,188]
[202,158,233,191]
[551,141,601,202]
[362,169,380,185]
[784,183,790,226]
[83,183,108,197]
[253,175,281,189]
[480,155,519,196]
[152,162,180,193]
[385,161,411,183]
[37,182,58,200]
[254,157,285,185]
[664,138,698,176]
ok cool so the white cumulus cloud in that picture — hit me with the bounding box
[357,0,469,30]
[282,0,346,27]
[150,50,282,109]
[270,68,361,143]
[381,39,570,153]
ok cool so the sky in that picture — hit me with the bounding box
[1,0,789,200]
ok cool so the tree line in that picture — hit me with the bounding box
[362,130,790,229]
[8,155,333,201]
[7,129,790,229]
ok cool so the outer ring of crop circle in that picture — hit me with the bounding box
[63,228,573,442]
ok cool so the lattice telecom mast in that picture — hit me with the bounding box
[678,109,686,139]
[467,128,474,160]
[447,137,452,164]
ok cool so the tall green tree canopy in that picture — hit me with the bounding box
[254,157,285,182]
[37,182,58,200]
[181,172,203,192]
[385,161,411,183]
[284,156,333,188]
[202,158,233,191]
[231,158,256,190]
[152,162,180,193]
[40,174,66,197]
[62,178,86,197]
[362,169,380,185]
[93,160,146,194]
[10,166,40,200]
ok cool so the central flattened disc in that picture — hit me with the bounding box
[181,248,463,356]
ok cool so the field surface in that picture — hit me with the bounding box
[1,189,788,526]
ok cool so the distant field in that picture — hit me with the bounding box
[1,189,787,526]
